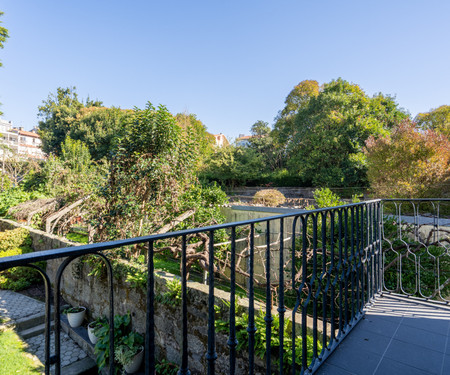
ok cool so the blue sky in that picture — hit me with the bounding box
[0,1,449,140]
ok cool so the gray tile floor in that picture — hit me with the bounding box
[316,295,450,375]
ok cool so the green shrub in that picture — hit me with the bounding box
[312,188,343,208]
[0,228,43,291]
[252,189,286,207]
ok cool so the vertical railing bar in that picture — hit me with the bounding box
[355,206,361,313]
[312,215,318,361]
[321,211,328,353]
[376,202,382,294]
[361,205,367,304]
[179,235,190,375]
[106,255,115,375]
[54,269,62,375]
[368,204,372,300]
[291,216,299,375]
[228,227,237,375]
[265,220,273,374]
[330,211,336,345]
[278,218,285,375]
[26,265,51,375]
[248,224,256,375]
[146,241,155,375]
[44,272,51,375]
[207,231,217,375]
[343,209,349,327]
[350,207,356,320]
[338,209,344,336]
[301,215,309,371]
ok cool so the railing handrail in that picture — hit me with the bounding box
[0,199,382,270]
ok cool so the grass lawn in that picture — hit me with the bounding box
[0,327,44,374]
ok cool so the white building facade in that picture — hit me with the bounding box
[0,118,46,160]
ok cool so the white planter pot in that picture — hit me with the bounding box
[124,347,144,374]
[67,307,86,328]
[87,322,99,344]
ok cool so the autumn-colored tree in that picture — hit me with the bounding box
[365,119,450,198]
[415,105,450,138]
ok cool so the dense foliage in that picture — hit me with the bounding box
[0,228,43,291]
[37,87,103,156]
[285,79,407,187]
[201,78,409,191]
[94,102,226,242]
[415,105,450,138]
[365,119,450,198]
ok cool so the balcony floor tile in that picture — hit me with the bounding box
[316,295,450,375]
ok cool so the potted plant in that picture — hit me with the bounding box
[115,332,144,374]
[64,306,86,328]
[94,313,144,374]
[87,317,106,345]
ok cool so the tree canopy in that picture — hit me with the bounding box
[415,105,450,138]
[365,119,450,198]
[273,80,320,147]
[285,78,408,187]
[37,87,104,157]
[94,103,225,241]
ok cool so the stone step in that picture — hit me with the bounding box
[20,321,55,339]
[56,356,97,375]
[14,306,59,332]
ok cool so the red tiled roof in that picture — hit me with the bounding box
[18,130,40,138]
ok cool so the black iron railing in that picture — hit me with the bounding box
[0,198,448,374]
[380,199,450,304]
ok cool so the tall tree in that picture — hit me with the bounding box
[273,80,320,147]
[37,87,103,156]
[0,11,9,67]
[250,120,270,138]
[0,11,9,115]
[95,103,202,240]
[68,106,131,160]
[287,78,408,187]
[415,105,450,138]
[365,119,450,198]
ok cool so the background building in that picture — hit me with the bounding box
[0,118,46,160]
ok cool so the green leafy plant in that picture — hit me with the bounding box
[114,332,144,366]
[63,306,85,314]
[215,307,320,373]
[156,279,182,307]
[89,316,107,331]
[312,188,343,208]
[94,313,144,374]
[155,359,178,375]
[0,228,44,291]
